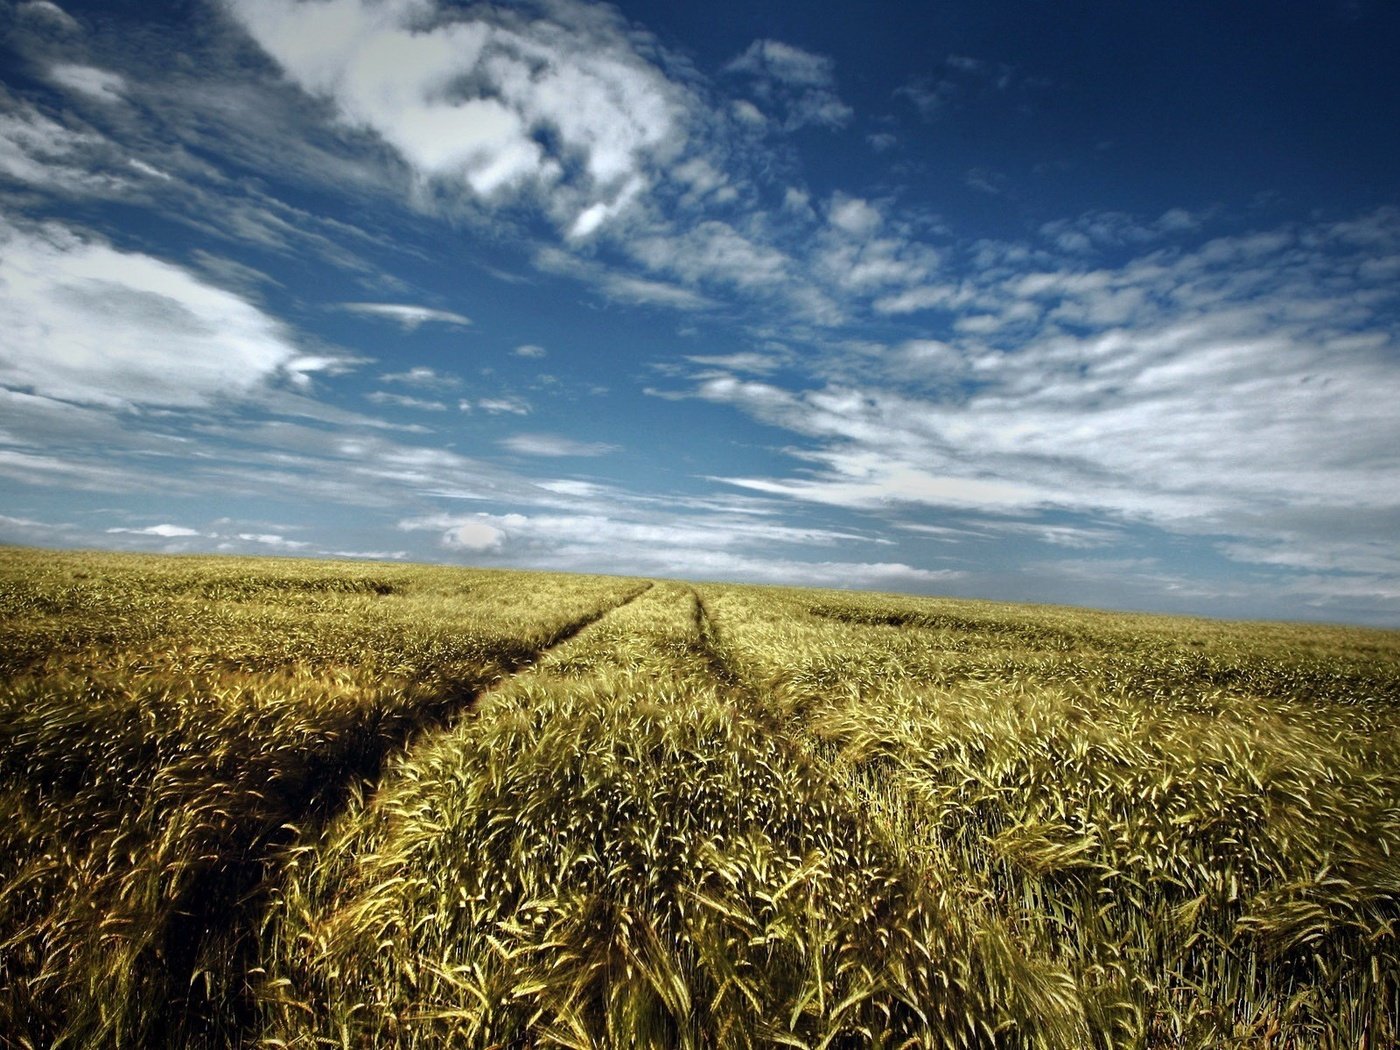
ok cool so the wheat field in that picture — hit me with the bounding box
[2,547,1397,1048]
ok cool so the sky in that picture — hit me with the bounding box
[2,0,1399,626]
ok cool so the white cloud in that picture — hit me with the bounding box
[630,220,792,290]
[811,198,942,296]
[685,351,790,375]
[442,519,504,550]
[726,39,836,87]
[380,366,459,387]
[895,78,958,120]
[964,168,1009,196]
[228,0,690,237]
[534,247,713,310]
[399,507,954,588]
[16,1,80,31]
[236,531,311,549]
[474,396,531,415]
[1040,208,1204,253]
[0,104,131,195]
[512,343,546,358]
[731,99,765,126]
[724,39,852,130]
[828,194,882,237]
[106,523,202,537]
[719,452,1042,511]
[47,63,127,103]
[872,281,975,316]
[0,218,331,408]
[129,158,173,181]
[366,390,447,411]
[1216,536,1400,578]
[0,513,77,540]
[340,302,471,329]
[499,433,616,457]
[597,271,713,310]
[939,518,1125,550]
[534,479,606,498]
[660,210,1400,588]
[897,54,1036,122]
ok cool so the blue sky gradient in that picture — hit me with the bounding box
[2,0,1399,624]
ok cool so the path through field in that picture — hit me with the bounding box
[162,579,658,1044]
[0,553,649,1047]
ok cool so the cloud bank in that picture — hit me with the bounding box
[227,0,692,237]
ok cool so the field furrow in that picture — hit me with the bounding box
[694,584,1400,1048]
[255,584,1074,1048]
[0,549,645,1047]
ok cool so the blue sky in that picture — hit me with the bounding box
[2,0,1399,625]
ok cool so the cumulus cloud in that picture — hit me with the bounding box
[811,194,942,295]
[339,302,471,329]
[0,218,332,407]
[442,519,504,550]
[228,0,691,237]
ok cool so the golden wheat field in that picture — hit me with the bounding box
[2,546,1398,1049]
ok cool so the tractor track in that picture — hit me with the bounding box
[154,581,656,1047]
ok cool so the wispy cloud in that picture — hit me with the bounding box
[897,53,1042,121]
[723,39,852,131]
[396,505,940,589]
[339,302,471,330]
[867,131,898,152]
[366,391,448,411]
[1039,208,1203,254]
[659,210,1400,590]
[499,433,617,457]
[46,63,126,103]
[0,102,133,195]
[379,366,460,388]
[106,523,203,538]
[473,397,531,415]
[16,1,80,33]
[4,0,1397,625]
[534,247,713,310]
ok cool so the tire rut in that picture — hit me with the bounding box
[155,580,656,1047]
